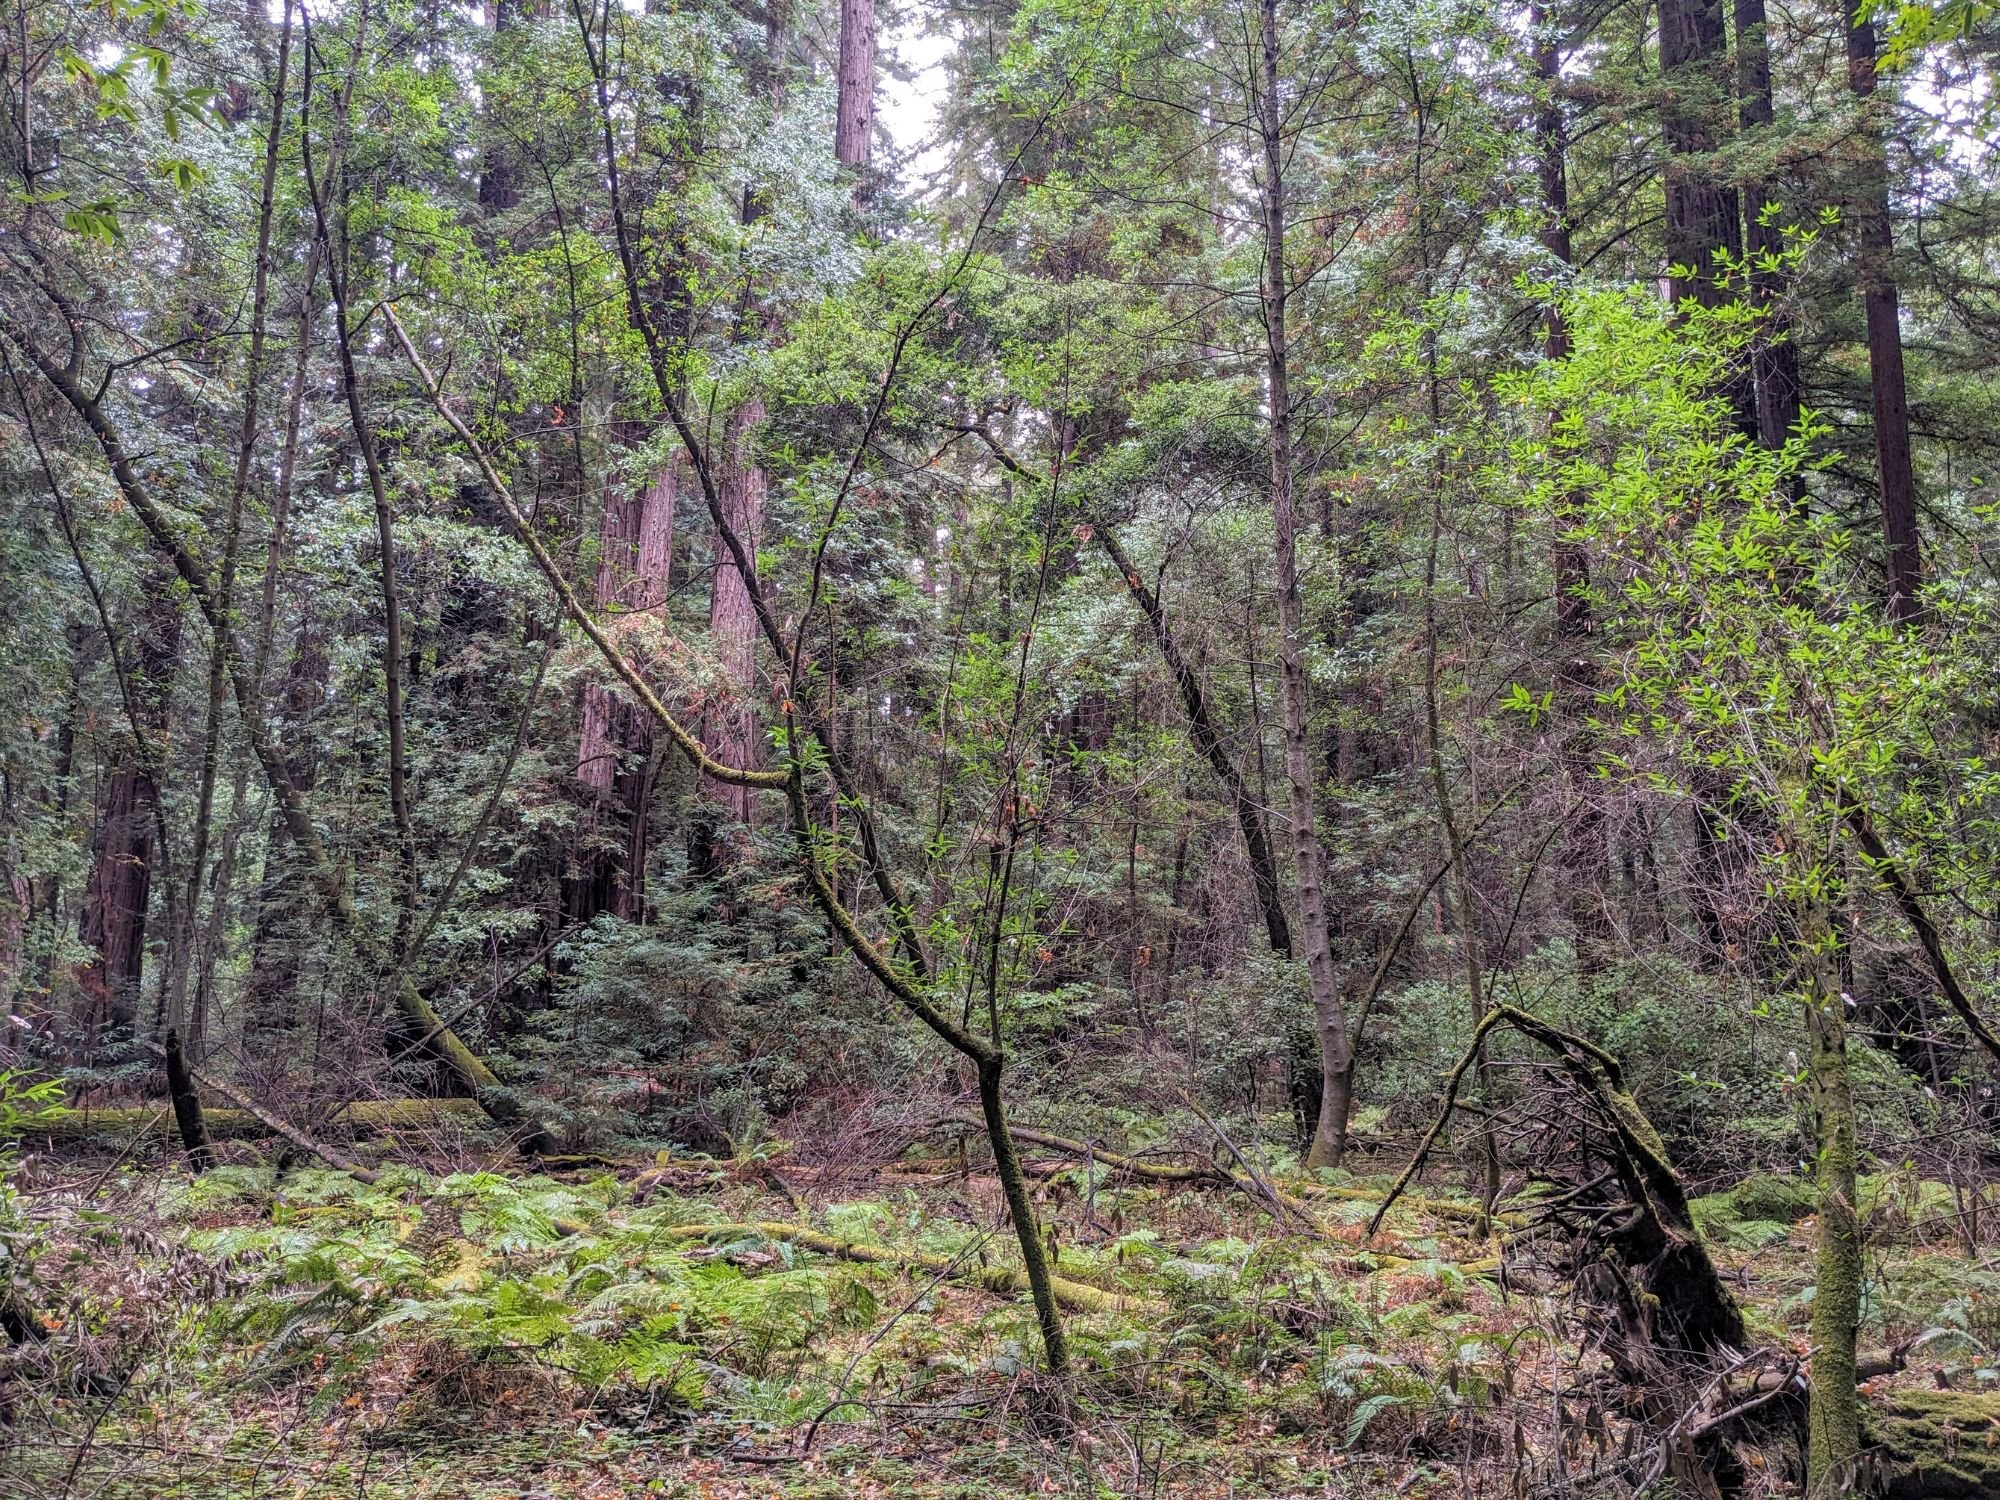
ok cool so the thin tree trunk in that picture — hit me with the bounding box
[1424,498,1500,1229]
[305,0,421,953]
[1257,0,1351,1170]
[162,2,294,1064]
[1799,898,1861,1492]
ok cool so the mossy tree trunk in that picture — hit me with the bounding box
[1801,901,1863,1494]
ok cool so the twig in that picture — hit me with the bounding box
[1180,1093,1320,1233]
[142,1043,379,1184]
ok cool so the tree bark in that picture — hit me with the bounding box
[1845,11,1923,623]
[834,0,874,170]
[704,404,765,837]
[1658,0,1744,308]
[1799,901,1862,1493]
[1534,4,1614,971]
[76,579,179,1045]
[1257,0,1351,1170]
[77,761,159,1041]
[1734,0,1805,466]
[571,461,673,922]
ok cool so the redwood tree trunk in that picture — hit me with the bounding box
[704,404,765,834]
[76,577,180,1046]
[570,462,674,923]
[1735,0,1805,464]
[1658,0,1743,311]
[834,0,874,169]
[77,761,158,1043]
[1845,11,1923,623]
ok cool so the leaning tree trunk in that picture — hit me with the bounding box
[1373,1002,1747,1367]
[1097,523,1292,960]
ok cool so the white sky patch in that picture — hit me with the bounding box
[880,6,954,187]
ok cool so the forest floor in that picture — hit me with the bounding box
[7,1116,1999,1499]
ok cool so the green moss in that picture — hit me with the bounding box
[1867,1390,2000,1499]
[1730,1173,1817,1223]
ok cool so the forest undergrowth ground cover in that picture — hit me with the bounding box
[12,1111,2000,1500]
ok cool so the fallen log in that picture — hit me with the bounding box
[23,1097,490,1146]
[1865,1389,2000,1499]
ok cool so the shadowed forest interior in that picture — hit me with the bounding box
[6,0,2000,1491]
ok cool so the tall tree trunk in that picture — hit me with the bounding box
[1734,0,1805,467]
[1659,0,1745,311]
[571,460,673,922]
[1424,497,1500,1228]
[1534,6,1613,970]
[162,0,292,1069]
[1257,0,1351,1170]
[76,580,180,1046]
[306,0,421,954]
[1660,0,1766,452]
[704,405,765,838]
[833,0,874,169]
[1845,10,1923,623]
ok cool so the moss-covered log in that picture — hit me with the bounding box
[1866,1390,2000,1499]
[22,1098,490,1145]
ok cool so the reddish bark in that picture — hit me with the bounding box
[703,404,765,832]
[570,462,676,923]
[76,763,157,1040]
[834,0,875,169]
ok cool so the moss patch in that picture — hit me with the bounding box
[1867,1389,2000,1499]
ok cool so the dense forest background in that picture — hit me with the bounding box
[7,0,2000,1490]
